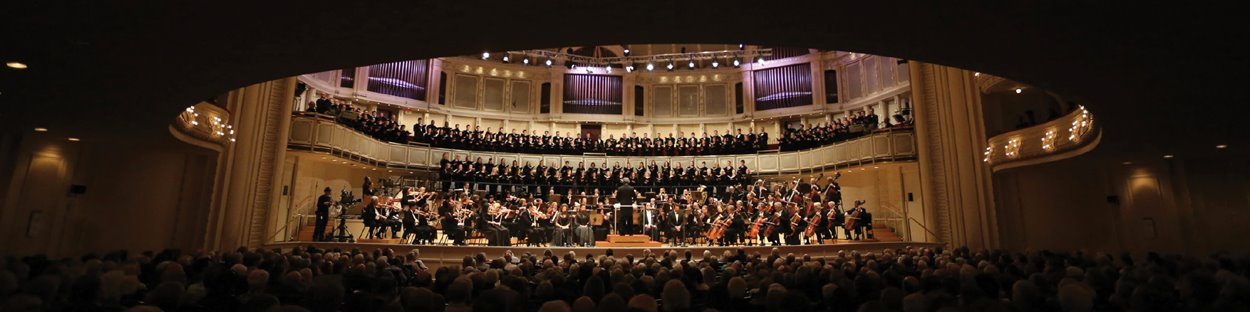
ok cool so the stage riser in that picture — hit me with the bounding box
[265,241,942,269]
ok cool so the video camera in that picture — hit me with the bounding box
[338,189,360,205]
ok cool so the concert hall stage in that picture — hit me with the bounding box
[266,240,942,268]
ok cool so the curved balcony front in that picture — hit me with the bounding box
[984,106,1100,172]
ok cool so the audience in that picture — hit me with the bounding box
[4,245,1247,312]
[779,109,896,151]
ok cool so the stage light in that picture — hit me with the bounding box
[1121,161,1132,165]
[523,58,530,65]
[569,63,576,70]
[1015,88,1023,94]
[738,43,745,50]
[6,62,27,69]
[623,46,630,56]
[974,72,981,77]
[732,59,741,67]
[502,54,510,63]
[711,59,719,68]
[666,62,674,71]
[481,52,490,60]
[688,60,695,69]
[646,63,655,71]
[605,65,612,73]
[67,137,80,142]
[1163,154,1174,159]
[545,59,553,67]
[1216,144,1228,149]
[755,56,765,65]
[34,127,47,132]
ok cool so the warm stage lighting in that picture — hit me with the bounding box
[666,62,674,71]
[481,52,490,60]
[1216,144,1228,149]
[1015,88,1023,94]
[502,54,510,63]
[688,60,695,69]
[738,43,745,50]
[732,59,741,67]
[6,62,28,69]
[646,63,654,71]
[34,127,48,132]
[711,60,719,68]
[623,47,630,56]
[67,137,81,142]
[523,58,530,65]
[545,59,553,67]
[1163,155,1174,159]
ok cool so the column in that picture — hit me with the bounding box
[205,77,296,250]
[909,62,998,249]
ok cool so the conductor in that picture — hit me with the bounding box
[616,178,637,235]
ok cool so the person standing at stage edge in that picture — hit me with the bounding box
[314,187,333,241]
[617,178,636,235]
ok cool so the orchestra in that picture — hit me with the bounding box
[326,169,876,247]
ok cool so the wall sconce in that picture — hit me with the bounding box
[1041,129,1057,151]
[1004,138,1022,159]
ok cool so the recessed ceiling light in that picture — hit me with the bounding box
[67,137,81,142]
[1015,88,1023,94]
[33,127,48,132]
[1162,155,1174,159]
[6,62,28,69]
[1216,144,1228,149]
[1121,161,1132,165]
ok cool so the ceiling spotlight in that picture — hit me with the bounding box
[666,62,674,71]
[545,59,553,67]
[1163,154,1174,159]
[623,47,630,56]
[523,58,531,65]
[738,43,745,50]
[605,65,612,73]
[711,59,720,68]
[688,60,695,69]
[1121,161,1132,165]
[481,52,490,60]
[646,63,655,71]
[502,54,510,63]
[67,137,81,142]
[974,72,981,77]
[6,62,28,69]
[1015,88,1023,94]
[732,59,741,67]
[1216,144,1228,149]
[755,56,765,65]
[34,127,48,132]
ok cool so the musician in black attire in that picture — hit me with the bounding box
[616,178,637,235]
[314,187,333,241]
[662,204,686,246]
[848,200,868,240]
[480,200,511,246]
[438,198,466,246]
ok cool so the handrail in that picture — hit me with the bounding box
[908,217,941,243]
[287,115,919,175]
[267,195,315,242]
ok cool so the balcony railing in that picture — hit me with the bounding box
[984,106,1100,171]
[289,115,918,174]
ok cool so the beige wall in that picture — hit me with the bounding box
[994,149,1250,256]
[0,132,217,257]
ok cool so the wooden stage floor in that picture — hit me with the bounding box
[265,240,943,268]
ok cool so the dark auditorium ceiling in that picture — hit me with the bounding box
[1,1,1247,160]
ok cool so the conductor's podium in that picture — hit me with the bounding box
[599,234,662,247]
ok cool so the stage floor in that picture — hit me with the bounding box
[265,240,943,268]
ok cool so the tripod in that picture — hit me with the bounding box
[331,203,355,242]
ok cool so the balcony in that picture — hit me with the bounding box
[288,114,918,174]
[984,106,1100,172]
